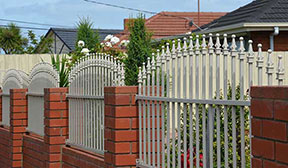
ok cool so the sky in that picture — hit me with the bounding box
[0,0,253,38]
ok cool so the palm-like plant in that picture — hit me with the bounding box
[51,54,69,87]
[0,23,28,54]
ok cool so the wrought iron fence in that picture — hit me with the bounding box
[1,69,29,126]
[27,62,59,136]
[136,34,284,168]
[66,53,125,154]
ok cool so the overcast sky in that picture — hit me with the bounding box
[0,0,252,37]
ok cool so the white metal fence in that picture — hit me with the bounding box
[67,53,125,154]
[27,62,59,136]
[1,69,29,126]
[136,34,284,168]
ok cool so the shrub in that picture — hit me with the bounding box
[124,14,152,85]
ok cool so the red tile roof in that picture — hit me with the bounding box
[145,12,226,38]
[109,11,226,50]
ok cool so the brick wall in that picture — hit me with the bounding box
[23,134,45,168]
[62,146,104,168]
[251,31,288,51]
[104,86,139,168]
[0,127,11,168]
[251,86,288,168]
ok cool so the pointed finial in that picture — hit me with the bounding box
[267,49,273,67]
[256,44,264,68]
[183,37,188,57]
[142,62,147,79]
[278,55,284,71]
[247,40,254,64]
[276,55,284,85]
[222,34,228,50]
[189,36,194,53]
[195,35,200,50]
[201,34,207,48]
[177,39,182,57]
[208,33,214,49]
[238,37,245,60]
[121,63,125,86]
[215,33,221,49]
[156,49,161,67]
[147,57,151,74]
[138,67,142,84]
[248,40,253,53]
[171,40,176,59]
[151,54,156,71]
[161,46,166,63]
[166,43,171,60]
[239,37,245,52]
[231,34,237,51]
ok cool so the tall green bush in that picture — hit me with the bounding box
[76,17,100,52]
[124,14,152,85]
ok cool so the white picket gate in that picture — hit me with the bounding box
[136,34,284,168]
[27,62,59,136]
[66,53,125,154]
[1,69,29,126]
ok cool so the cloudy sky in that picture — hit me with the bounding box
[0,0,252,37]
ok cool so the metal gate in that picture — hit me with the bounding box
[1,69,29,126]
[27,62,59,136]
[136,34,284,168]
[66,53,124,154]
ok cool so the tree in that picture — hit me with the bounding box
[26,30,53,54]
[125,14,152,85]
[76,17,100,52]
[0,23,28,54]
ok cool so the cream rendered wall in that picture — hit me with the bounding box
[0,54,64,86]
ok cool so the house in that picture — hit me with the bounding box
[194,0,288,51]
[113,11,226,48]
[43,28,123,54]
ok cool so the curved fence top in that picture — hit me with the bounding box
[69,53,125,89]
[2,69,29,94]
[28,62,59,94]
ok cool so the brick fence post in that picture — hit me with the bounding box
[251,86,288,168]
[10,88,28,168]
[104,86,139,168]
[44,88,68,168]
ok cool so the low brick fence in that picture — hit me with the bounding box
[0,86,141,168]
[0,85,286,167]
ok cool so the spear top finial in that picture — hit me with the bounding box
[208,33,214,49]
[151,53,156,70]
[195,35,200,50]
[201,34,207,48]
[147,57,151,74]
[231,34,237,50]
[215,33,221,49]
[222,34,228,50]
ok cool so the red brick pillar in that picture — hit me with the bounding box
[104,86,139,168]
[10,88,28,168]
[251,86,288,168]
[44,88,68,168]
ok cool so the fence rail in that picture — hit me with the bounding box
[67,53,125,154]
[137,34,284,168]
